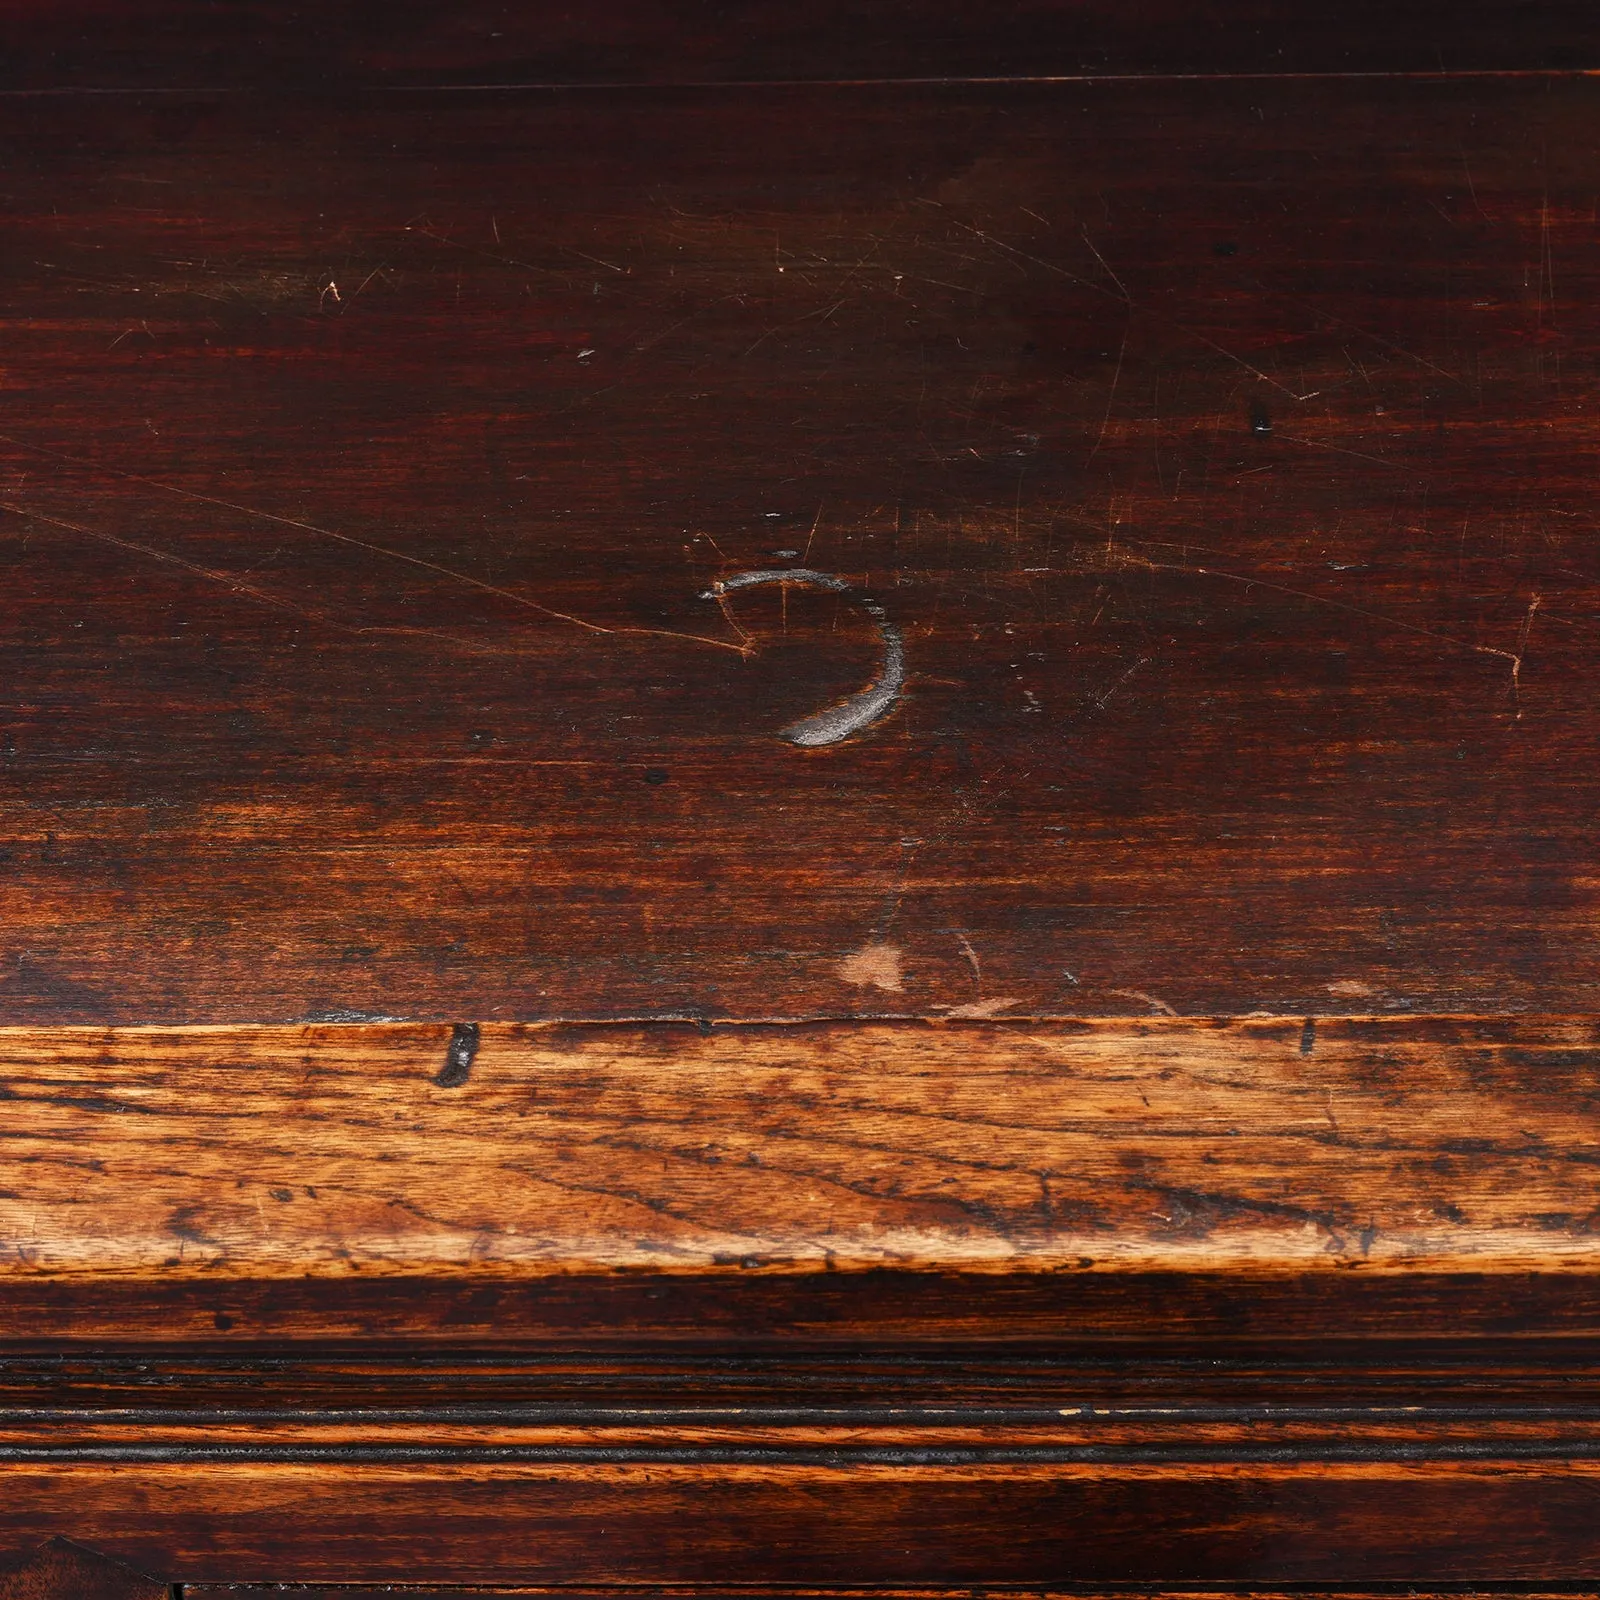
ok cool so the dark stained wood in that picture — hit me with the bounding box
[0,1539,164,1600]
[6,1,1600,91]
[0,1017,1597,1293]
[5,18,1600,1590]
[6,78,1600,1023]
[3,1336,1599,1582]
[4,1460,1600,1584]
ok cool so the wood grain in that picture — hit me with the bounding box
[183,1594,1600,1600]
[6,19,1600,1588]
[0,1016,1595,1291]
[0,1540,163,1600]
[4,1335,1600,1582]
[5,79,1600,1023]
[6,1,1599,90]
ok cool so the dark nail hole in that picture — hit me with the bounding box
[1249,400,1273,436]
[644,767,669,785]
[436,1022,480,1087]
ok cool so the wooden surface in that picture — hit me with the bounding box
[0,1541,162,1600]
[4,1336,1600,1583]
[7,7,1600,1591]
[6,0,1600,88]
[2,1462,1600,1586]
[1,1017,1598,1291]
[7,77,1600,1023]
[181,1594,1600,1600]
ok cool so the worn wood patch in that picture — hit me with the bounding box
[0,1017,1595,1290]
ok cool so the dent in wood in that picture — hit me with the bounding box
[700,569,905,746]
[434,1023,480,1088]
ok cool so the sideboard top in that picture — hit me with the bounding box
[1,78,1597,1024]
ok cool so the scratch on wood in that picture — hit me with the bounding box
[701,568,905,745]
[1108,987,1179,1016]
[0,433,748,658]
[1477,592,1541,717]
[943,995,1022,1019]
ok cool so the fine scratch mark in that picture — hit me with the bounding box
[701,568,905,746]
[0,497,636,663]
[943,995,1022,1019]
[1092,655,1149,711]
[0,500,347,630]
[1274,431,1400,469]
[1080,227,1130,302]
[1170,325,1323,401]
[803,502,825,563]
[1478,592,1541,717]
[1086,331,1127,463]
[913,202,1121,302]
[1323,1087,1342,1141]
[0,432,747,657]
[1463,153,1490,222]
[1108,987,1179,1016]
[409,223,623,276]
[955,931,982,986]
[1104,538,1488,657]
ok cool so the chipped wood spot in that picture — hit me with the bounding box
[836,942,904,991]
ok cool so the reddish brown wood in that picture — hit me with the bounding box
[4,16,1600,1590]
[5,79,1600,1024]
[182,1594,1600,1600]
[2,1460,1600,1586]
[0,1539,163,1600]
[0,1017,1597,1299]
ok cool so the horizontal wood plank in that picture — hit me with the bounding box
[3,80,1600,1024]
[0,1017,1594,1306]
[6,1,1600,90]
[4,1460,1600,1584]
[4,43,1600,1590]
[181,1594,1600,1600]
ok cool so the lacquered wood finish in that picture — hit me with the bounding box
[5,78,1600,1023]
[5,8,1600,1592]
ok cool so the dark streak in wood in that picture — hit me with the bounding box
[434,1023,480,1088]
